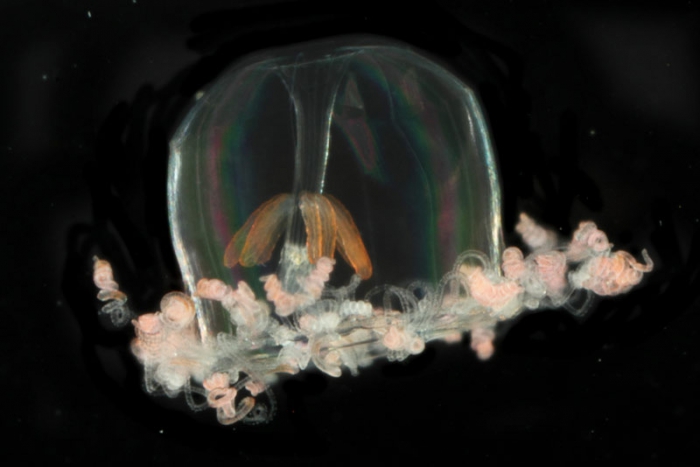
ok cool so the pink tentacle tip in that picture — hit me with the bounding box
[567,221,612,261]
[382,325,407,351]
[131,313,164,360]
[263,274,299,316]
[203,372,230,391]
[93,258,119,291]
[244,379,267,396]
[207,387,236,409]
[208,388,240,424]
[203,372,250,424]
[232,281,258,309]
[470,328,495,360]
[502,247,526,280]
[195,278,230,301]
[314,256,336,275]
[441,331,463,344]
[160,292,195,328]
[574,249,653,296]
[461,265,524,311]
[408,337,426,355]
[133,312,163,336]
[263,274,316,317]
[382,325,425,354]
[516,213,556,251]
[303,256,336,298]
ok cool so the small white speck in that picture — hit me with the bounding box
[87,10,92,18]
[598,358,602,362]
[42,74,48,81]
[195,90,205,100]
[679,205,682,209]
[56,300,63,306]
[159,429,164,434]
[589,128,596,136]
[659,220,663,226]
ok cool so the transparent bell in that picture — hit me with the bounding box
[168,36,503,338]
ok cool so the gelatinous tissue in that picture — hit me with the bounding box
[92,37,652,426]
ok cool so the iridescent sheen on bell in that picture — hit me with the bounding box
[168,36,503,337]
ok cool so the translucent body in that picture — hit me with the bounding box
[168,37,503,339]
[94,37,653,426]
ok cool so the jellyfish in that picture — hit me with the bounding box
[93,36,653,426]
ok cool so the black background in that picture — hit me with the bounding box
[3,0,699,464]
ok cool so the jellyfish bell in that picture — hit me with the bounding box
[93,35,652,426]
[168,36,504,329]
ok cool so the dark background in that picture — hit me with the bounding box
[2,0,698,464]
